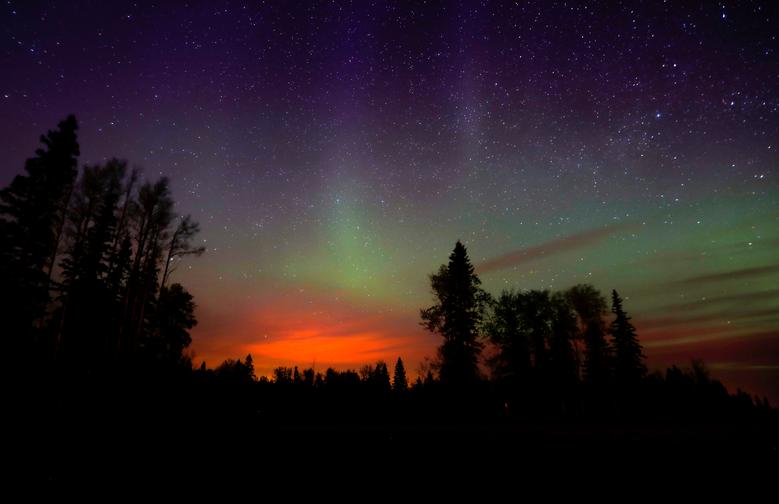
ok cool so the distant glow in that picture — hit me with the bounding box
[0,1,776,402]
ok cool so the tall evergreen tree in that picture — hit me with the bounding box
[420,241,490,386]
[610,290,646,386]
[245,354,256,382]
[0,115,79,354]
[393,357,408,392]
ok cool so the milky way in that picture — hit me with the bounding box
[1,1,777,401]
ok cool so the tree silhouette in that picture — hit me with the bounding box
[302,367,315,387]
[0,115,206,382]
[359,363,375,381]
[293,365,302,384]
[610,290,646,387]
[106,235,132,304]
[420,240,491,386]
[519,290,552,373]
[362,360,391,392]
[121,177,174,354]
[273,366,293,384]
[548,292,580,411]
[160,215,205,289]
[485,289,531,387]
[244,354,256,381]
[488,289,580,413]
[145,283,197,366]
[566,284,611,388]
[216,357,254,384]
[393,357,408,392]
[0,113,771,452]
[0,114,79,359]
[57,160,127,368]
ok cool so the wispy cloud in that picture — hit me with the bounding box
[478,222,635,274]
[641,325,777,349]
[636,308,779,332]
[646,329,779,366]
[678,264,779,286]
[648,289,779,315]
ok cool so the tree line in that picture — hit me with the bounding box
[1,115,203,386]
[193,222,770,424]
[1,115,772,425]
[418,240,772,419]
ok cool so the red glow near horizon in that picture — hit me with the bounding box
[191,285,437,379]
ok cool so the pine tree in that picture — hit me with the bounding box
[610,290,646,386]
[0,115,79,352]
[245,354,256,381]
[393,357,408,392]
[420,240,490,386]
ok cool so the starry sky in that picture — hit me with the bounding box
[1,1,777,402]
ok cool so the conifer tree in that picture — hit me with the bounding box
[420,241,490,385]
[245,354,256,381]
[610,290,646,386]
[393,357,408,392]
[0,115,79,352]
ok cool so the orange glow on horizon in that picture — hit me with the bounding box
[191,284,438,377]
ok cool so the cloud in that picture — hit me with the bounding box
[677,264,779,286]
[645,329,779,370]
[477,222,635,274]
[647,289,779,315]
[636,308,779,331]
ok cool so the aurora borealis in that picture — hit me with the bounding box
[1,2,777,402]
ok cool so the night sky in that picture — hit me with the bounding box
[1,1,777,402]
